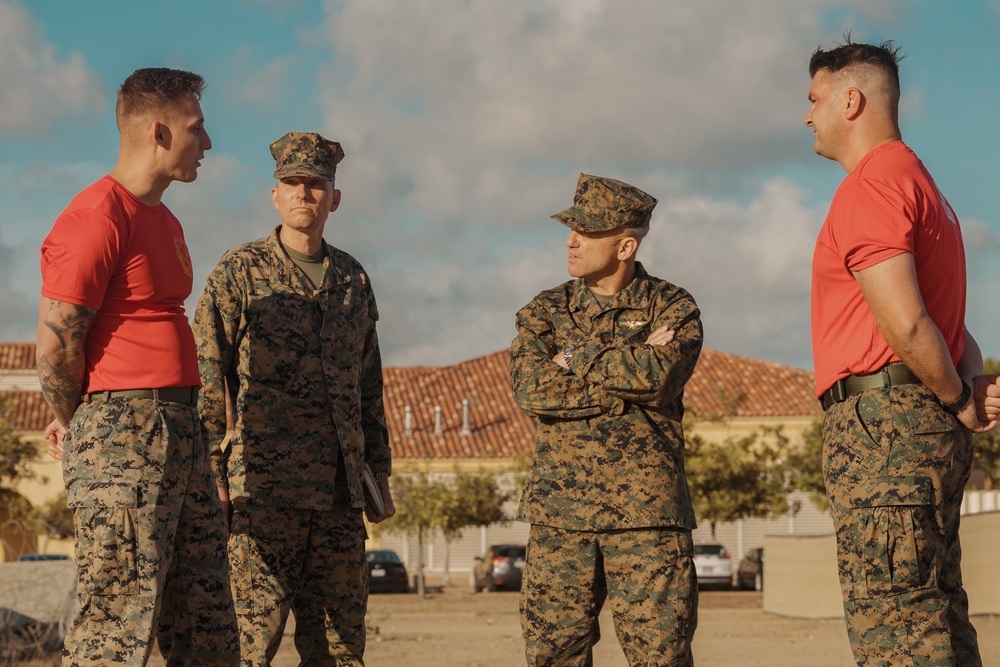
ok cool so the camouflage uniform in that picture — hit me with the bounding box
[194,132,390,667]
[823,385,981,666]
[511,174,703,667]
[63,396,239,666]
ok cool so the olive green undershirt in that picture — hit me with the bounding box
[588,288,613,307]
[284,244,326,289]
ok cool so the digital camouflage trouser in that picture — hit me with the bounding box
[823,384,981,667]
[521,524,697,667]
[62,396,239,667]
[227,486,367,667]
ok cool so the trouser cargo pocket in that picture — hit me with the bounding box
[847,475,937,598]
[67,481,139,596]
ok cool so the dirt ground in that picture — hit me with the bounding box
[262,588,1000,667]
[21,588,995,666]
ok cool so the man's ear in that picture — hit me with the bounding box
[329,188,342,213]
[618,236,638,261]
[844,87,865,120]
[153,121,169,147]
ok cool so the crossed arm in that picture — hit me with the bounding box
[510,295,702,419]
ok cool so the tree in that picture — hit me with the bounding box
[685,426,790,538]
[437,471,510,586]
[386,471,448,597]
[784,419,829,511]
[28,494,75,541]
[0,405,42,492]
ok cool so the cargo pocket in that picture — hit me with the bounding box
[848,476,937,598]
[67,482,139,596]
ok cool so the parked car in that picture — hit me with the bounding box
[17,553,70,561]
[366,550,409,594]
[736,547,764,591]
[473,544,526,592]
[693,542,733,589]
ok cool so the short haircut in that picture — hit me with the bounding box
[623,224,649,244]
[116,68,206,130]
[808,38,905,96]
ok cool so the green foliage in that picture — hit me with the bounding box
[389,470,511,541]
[784,419,829,511]
[685,426,790,537]
[388,471,448,540]
[439,471,510,540]
[386,471,446,596]
[29,494,75,539]
[388,469,511,593]
[0,408,41,490]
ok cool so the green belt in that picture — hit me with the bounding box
[820,362,921,411]
[82,386,199,406]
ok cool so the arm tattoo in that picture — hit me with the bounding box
[37,300,97,426]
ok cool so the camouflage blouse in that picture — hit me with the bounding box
[193,227,390,510]
[510,263,702,530]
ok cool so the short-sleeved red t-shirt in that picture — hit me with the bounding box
[811,142,966,397]
[40,175,200,392]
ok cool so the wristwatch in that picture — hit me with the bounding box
[562,345,577,366]
[942,380,972,414]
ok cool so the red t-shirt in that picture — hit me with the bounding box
[811,142,966,397]
[40,175,200,392]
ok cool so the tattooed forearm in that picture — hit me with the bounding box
[36,298,96,426]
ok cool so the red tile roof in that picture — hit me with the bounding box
[384,353,534,460]
[0,343,35,371]
[0,343,821,453]
[383,348,820,459]
[686,349,823,418]
[0,390,52,434]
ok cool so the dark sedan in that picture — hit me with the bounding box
[366,550,409,594]
[473,544,526,592]
[736,547,764,591]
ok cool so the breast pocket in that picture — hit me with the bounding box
[246,288,320,384]
[321,286,370,368]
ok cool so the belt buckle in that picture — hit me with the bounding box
[822,379,847,411]
[829,379,846,404]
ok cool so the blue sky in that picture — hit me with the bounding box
[1,0,998,369]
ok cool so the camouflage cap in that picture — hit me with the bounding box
[270,131,345,181]
[552,173,657,232]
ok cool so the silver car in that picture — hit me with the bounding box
[693,543,733,589]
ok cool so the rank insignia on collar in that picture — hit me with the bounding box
[621,319,647,329]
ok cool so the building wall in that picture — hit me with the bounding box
[764,512,1000,618]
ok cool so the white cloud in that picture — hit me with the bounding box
[319,0,875,173]
[642,176,822,368]
[352,174,822,369]
[283,0,891,368]
[0,234,37,342]
[225,49,302,111]
[961,217,1000,255]
[0,0,105,138]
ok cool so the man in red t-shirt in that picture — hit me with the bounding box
[36,68,238,667]
[805,39,1000,666]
